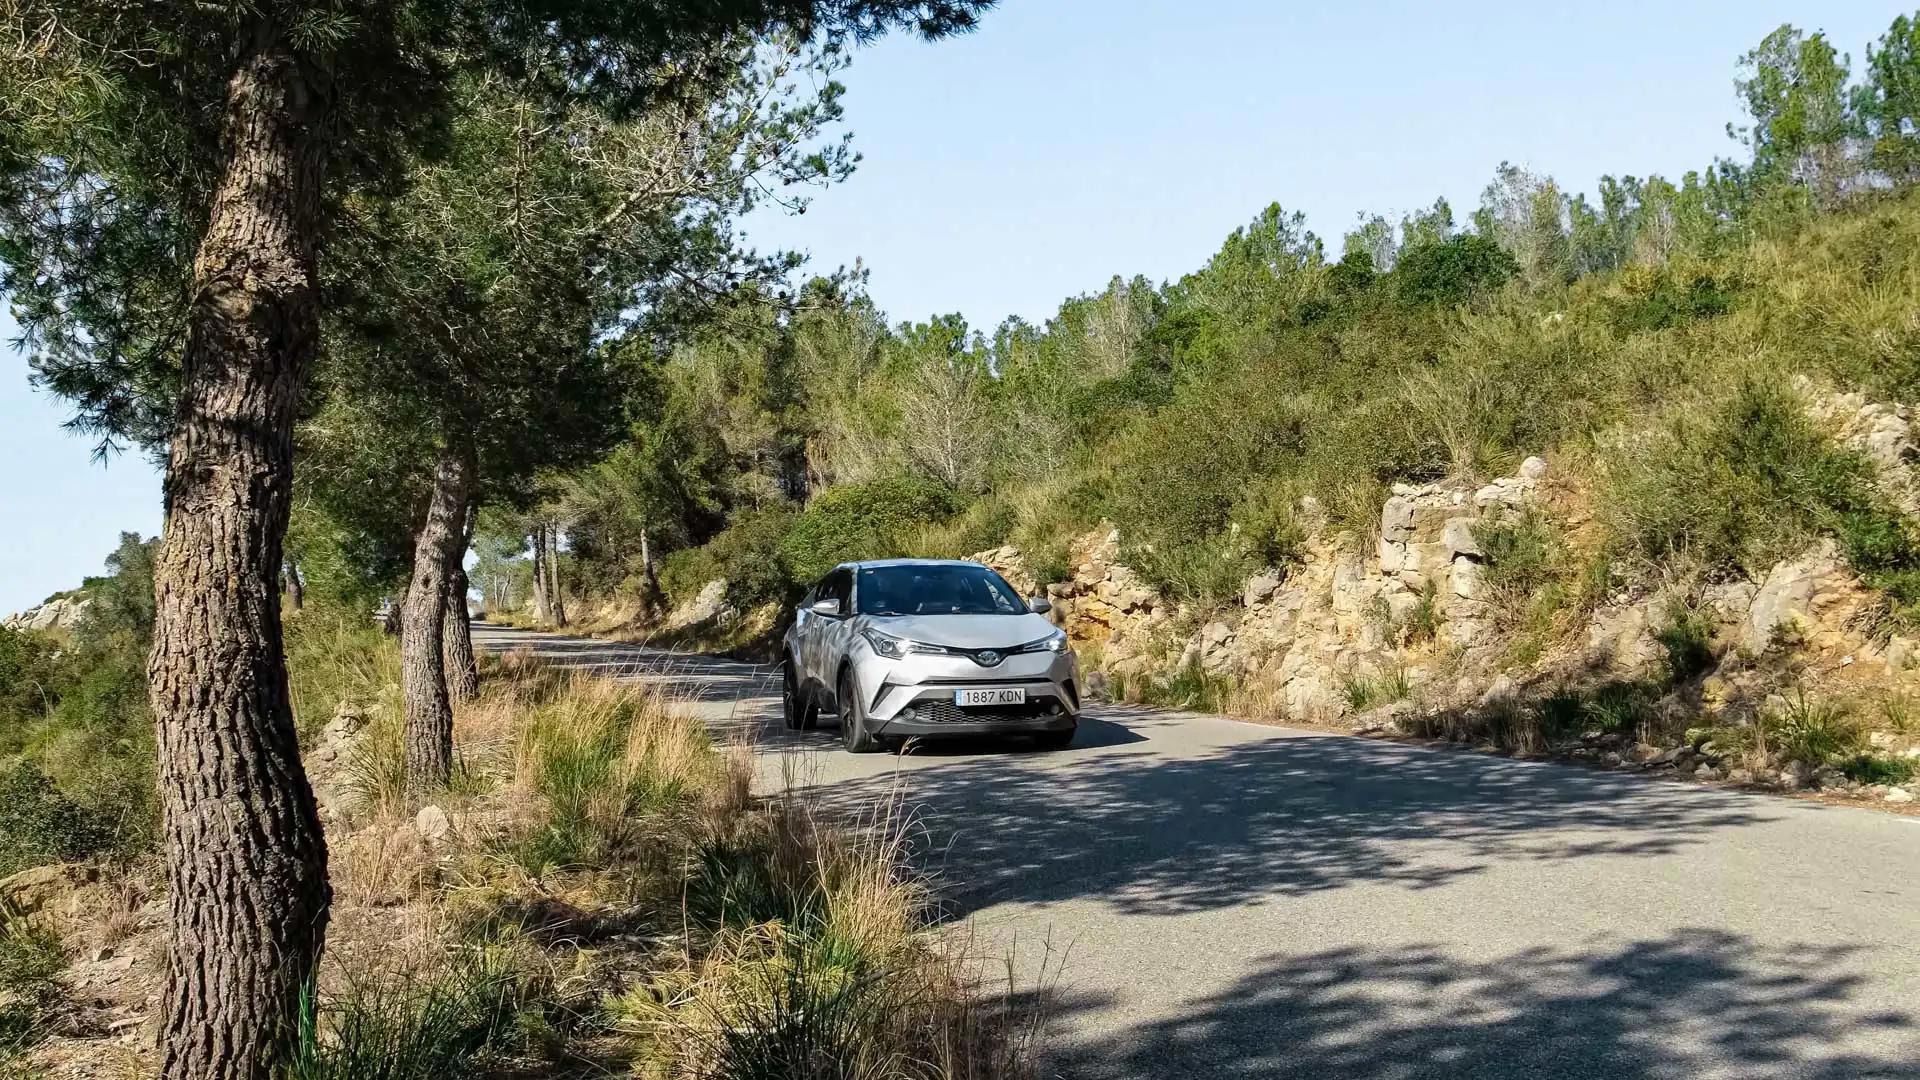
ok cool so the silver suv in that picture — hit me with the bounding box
[781,559,1081,752]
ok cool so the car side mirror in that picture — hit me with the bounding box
[809,597,843,617]
[1028,597,1052,614]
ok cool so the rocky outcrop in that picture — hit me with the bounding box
[662,579,734,631]
[2,594,91,633]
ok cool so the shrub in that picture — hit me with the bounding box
[1341,667,1410,713]
[1604,381,1920,619]
[1604,266,1741,333]
[780,476,963,585]
[1837,753,1917,786]
[1652,598,1715,682]
[286,605,402,737]
[1474,509,1558,604]
[1392,234,1517,307]
[0,762,114,877]
[1762,692,1864,767]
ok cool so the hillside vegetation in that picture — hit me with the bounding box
[481,17,1920,796]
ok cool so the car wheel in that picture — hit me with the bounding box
[781,660,803,731]
[839,670,880,754]
[1033,728,1076,751]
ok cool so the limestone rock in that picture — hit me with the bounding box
[1442,517,1482,559]
[1518,455,1549,480]
[1741,541,1848,655]
[1242,570,1284,609]
[1885,786,1916,804]
[0,863,98,914]
[415,805,451,843]
[1,594,92,633]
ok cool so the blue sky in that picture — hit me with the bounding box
[0,0,1909,614]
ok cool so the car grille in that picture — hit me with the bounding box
[905,698,1060,725]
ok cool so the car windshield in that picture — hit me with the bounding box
[856,565,1027,616]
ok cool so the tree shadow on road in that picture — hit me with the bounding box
[1058,930,1916,1079]
[806,712,1781,917]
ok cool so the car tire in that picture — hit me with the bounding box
[839,670,881,754]
[781,660,804,731]
[1033,727,1076,751]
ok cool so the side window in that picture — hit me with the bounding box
[827,569,853,613]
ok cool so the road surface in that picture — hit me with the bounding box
[472,622,1920,1079]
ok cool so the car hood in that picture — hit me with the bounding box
[860,612,1057,650]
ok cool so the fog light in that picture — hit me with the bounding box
[899,707,917,722]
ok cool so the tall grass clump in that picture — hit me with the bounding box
[0,906,65,1066]
[288,952,525,1080]
[511,676,720,874]
[285,605,403,737]
[620,795,1043,1080]
[1762,692,1865,767]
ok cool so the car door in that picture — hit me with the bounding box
[815,568,857,704]
[789,581,818,682]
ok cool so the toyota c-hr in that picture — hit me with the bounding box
[780,559,1080,752]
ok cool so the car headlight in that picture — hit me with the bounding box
[861,628,944,659]
[1017,629,1069,654]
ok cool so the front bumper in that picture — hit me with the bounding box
[851,648,1081,738]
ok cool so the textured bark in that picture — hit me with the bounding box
[545,523,569,627]
[401,442,472,792]
[149,28,331,1080]
[442,509,478,703]
[639,526,661,614]
[531,524,551,623]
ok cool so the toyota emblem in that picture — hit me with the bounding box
[975,649,1003,667]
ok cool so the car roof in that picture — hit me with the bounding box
[840,558,988,571]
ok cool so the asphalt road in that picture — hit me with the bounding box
[471,622,1920,1079]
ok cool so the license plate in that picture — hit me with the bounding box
[956,688,1026,707]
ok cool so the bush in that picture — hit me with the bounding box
[663,506,801,611]
[1653,598,1716,682]
[1474,509,1558,603]
[1604,381,1920,618]
[1762,692,1864,767]
[1341,666,1410,713]
[0,762,114,877]
[780,475,963,585]
[1837,753,1917,786]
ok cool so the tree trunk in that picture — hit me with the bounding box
[545,522,568,627]
[639,526,661,615]
[442,509,478,704]
[148,29,331,1080]
[531,524,551,624]
[400,441,472,792]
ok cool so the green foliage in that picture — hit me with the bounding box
[1763,692,1864,766]
[1393,233,1519,306]
[1342,667,1410,713]
[1474,510,1559,603]
[779,475,962,585]
[511,682,716,875]
[1604,267,1742,333]
[1837,752,1917,785]
[0,907,65,1064]
[285,606,402,738]
[1606,382,1920,594]
[287,954,522,1080]
[0,763,114,877]
[1652,599,1716,683]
